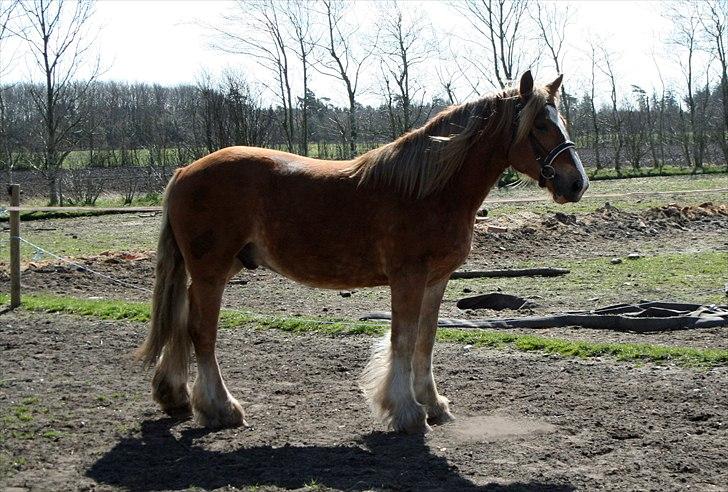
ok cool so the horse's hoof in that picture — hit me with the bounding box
[390,403,429,434]
[161,402,193,419]
[194,397,247,429]
[152,377,191,418]
[427,410,455,426]
[402,420,432,434]
[426,396,455,426]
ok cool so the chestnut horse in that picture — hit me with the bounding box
[136,71,588,433]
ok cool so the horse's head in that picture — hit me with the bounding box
[507,71,588,204]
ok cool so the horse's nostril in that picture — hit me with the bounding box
[572,180,582,193]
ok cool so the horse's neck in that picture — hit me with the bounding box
[445,140,509,217]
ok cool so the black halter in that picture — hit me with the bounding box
[513,102,576,186]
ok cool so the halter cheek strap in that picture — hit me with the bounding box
[529,136,576,184]
[516,104,576,186]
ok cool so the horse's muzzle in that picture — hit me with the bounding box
[555,172,589,203]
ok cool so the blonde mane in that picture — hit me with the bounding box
[343,85,550,198]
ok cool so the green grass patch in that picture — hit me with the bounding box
[41,430,64,440]
[485,172,728,217]
[489,171,728,199]
[587,165,727,180]
[0,294,152,322]
[0,217,160,263]
[0,209,133,223]
[447,251,728,307]
[3,293,728,367]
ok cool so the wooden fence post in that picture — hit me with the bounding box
[9,184,20,308]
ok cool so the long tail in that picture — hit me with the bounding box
[135,173,190,368]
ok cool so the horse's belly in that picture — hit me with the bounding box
[252,241,388,289]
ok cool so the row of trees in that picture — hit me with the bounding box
[1,0,727,204]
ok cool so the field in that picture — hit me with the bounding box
[1,173,727,490]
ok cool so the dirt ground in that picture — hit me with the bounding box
[1,310,727,491]
[1,199,727,490]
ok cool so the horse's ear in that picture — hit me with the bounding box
[546,74,564,96]
[519,70,534,101]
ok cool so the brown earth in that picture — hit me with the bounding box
[1,311,727,491]
[1,202,728,491]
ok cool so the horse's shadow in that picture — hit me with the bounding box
[86,418,573,491]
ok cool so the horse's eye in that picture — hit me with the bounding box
[534,121,547,132]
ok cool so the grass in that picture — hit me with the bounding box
[447,251,728,307]
[0,213,161,262]
[41,430,64,440]
[0,193,164,223]
[587,164,727,180]
[0,394,59,447]
[2,293,728,367]
[485,172,728,217]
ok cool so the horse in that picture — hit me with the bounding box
[135,70,588,434]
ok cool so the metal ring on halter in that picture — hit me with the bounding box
[537,139,576,182]
[540,164,556,180]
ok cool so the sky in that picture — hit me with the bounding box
[3,0,691,107]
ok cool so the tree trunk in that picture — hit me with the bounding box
[348,94,357,157]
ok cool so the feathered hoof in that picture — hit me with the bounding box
[426,396,455,426]
[390,402,430,434]
[193,396,248,429]
[152,375,191,419]
[160,401,193,419]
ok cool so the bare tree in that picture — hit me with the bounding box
[586,40,602,170]
[378,1,434,137]
[700,0,728,169]
[0,0,20,183]
[651,51,669,171]
[530,1,573,131]
[283,0,316,156]
[599,47,624,173]
[316,0,377,158]
[623,86,649,169]
[212,0,296,152]
[15,0,101,205]
[457,0,529,91]
[669,4,709,170]
[435,64,459,105]
[195,70,222,154]
[0,1,18,71]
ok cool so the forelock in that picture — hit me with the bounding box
[514,87,549,144]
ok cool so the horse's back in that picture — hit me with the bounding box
[178,146,351,178]
[165,147,394,288]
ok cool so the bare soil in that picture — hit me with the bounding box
[1,311,727,491]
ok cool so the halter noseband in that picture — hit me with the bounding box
[513,102,576,186]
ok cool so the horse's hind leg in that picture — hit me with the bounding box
[188,277,246,428]
[413,279,454,426]
[361,273,429,433]
[152,346,191,418]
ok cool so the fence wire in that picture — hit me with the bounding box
[11,236,153,294]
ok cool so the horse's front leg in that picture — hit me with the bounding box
[188,278,246,428]
[360,272,429,433]
[413,278,455,426]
